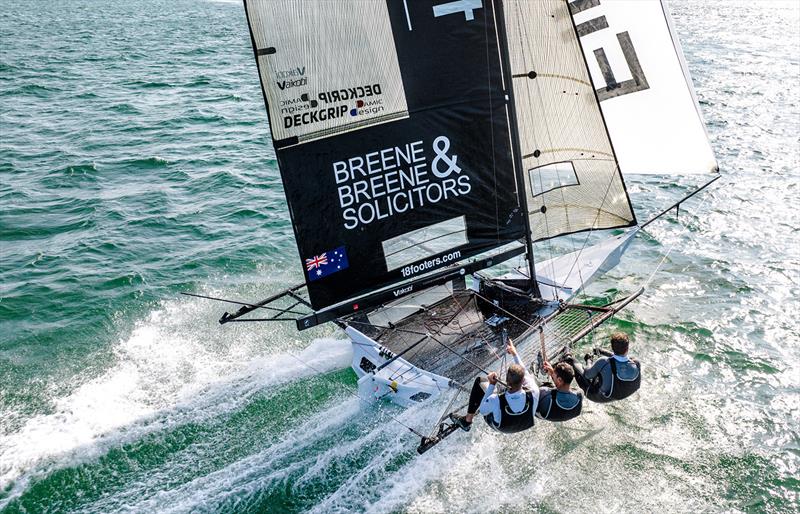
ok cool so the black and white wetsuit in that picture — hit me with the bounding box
[465,352,540,433]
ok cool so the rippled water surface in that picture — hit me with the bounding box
[1,0,798,512]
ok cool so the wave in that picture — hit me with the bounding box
[122,156,171,169]
[123,80,173,89]
[0,293,353,510]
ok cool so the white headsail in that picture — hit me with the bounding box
[571,0,718,175]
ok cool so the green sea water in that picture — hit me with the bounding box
[1,0,798,512]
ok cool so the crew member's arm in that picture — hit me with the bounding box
[508,338,539,396]
[543,361,557,382]
[583,358,608,380]
[478,372,501,420]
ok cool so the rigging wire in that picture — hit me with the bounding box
[640,180,720,290]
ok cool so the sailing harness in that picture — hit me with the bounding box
[486,389,536,433]
[587,358,641,403]
[539,389,583,422]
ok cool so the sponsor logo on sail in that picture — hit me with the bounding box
[400,251,462,279]
[284,105,348,128]
[275,66,306,79]
[349,98,385,117]
[318,84,382,104]
[276,77,307,90]
[279,82,386,128]
[274,66,308,91]
[333,136,472,230]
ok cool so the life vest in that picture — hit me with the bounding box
[590,358,641,403]
[488,390,535,433]
[540,389,583,422]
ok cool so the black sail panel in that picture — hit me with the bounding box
[244,0,525,310]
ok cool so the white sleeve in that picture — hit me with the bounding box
[478,383,501,421]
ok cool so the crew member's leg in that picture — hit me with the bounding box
[453,377,488,431]
[466,376,488,421]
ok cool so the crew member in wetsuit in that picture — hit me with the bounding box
[565,332,641,403]
[452,338,539,433]
[536,361,582,422]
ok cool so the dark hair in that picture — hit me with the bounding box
[554,362,574,384]
[506,364,525,390]
[611,332,630,355]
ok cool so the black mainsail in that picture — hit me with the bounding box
[243,0,532,311]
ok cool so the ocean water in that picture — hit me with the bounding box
[1,0,798,512]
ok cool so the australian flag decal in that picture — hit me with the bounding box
[305,246,349,282]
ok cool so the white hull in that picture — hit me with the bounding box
[349,326,453,408]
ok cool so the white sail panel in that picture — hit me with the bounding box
[503,0,635,242]
[572,0,717,174]
[245,0,408,144]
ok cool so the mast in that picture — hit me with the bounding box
[492,0,542,298]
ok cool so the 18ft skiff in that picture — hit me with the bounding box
[189,0,719,450]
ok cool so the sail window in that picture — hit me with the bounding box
[382,216,467,271]
[529,162,580,197]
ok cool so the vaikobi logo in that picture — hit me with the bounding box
[275,66,306,79]
[275,66,307,90]
[392,285,413,297]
